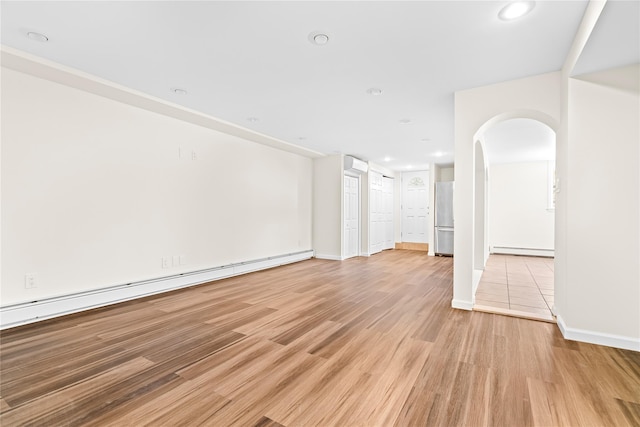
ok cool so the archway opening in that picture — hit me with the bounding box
[472,116,557,321]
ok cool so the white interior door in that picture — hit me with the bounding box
[344,175,359,258]
[383,177,394,249]
[402,171,429,243]
[369,171,384,255]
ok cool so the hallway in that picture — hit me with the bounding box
[474,254,554,322]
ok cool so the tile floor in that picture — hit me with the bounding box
[474,254,555,322]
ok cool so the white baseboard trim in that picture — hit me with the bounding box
[556,315,640,352]
[451,299,474,311]
[491,247,554,257]
[0,250,314,330]
[314,254,344,261]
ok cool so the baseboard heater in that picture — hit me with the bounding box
[491,246,554,257]
[0,250,314,330]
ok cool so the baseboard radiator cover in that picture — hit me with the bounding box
[491,246,555,257]
[0,250,314,330]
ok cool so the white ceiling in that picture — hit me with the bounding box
[0,1,596,170]
[483,118,555,164]
[572,0,640,76]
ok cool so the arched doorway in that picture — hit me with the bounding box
[473,118,557,320]
[450,74,562,314]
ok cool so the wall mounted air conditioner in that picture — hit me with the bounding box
[344,156,368,174]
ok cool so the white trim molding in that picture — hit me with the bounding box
[0,250,313,330]
[491,247,555,257]
[314,254,344,261]
[557,315,640,352]
[452,299,474,310]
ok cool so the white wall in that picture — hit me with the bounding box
[453,71,561,309]
[439,167,455,182]
[562,64,639,346]
[312,155,343,259]
[489,161,554,252]
[454,57,639,350]
[2,66,313,306]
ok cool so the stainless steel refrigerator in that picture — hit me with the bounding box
[434,181,454,256]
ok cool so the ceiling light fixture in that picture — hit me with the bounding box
[434,151,444,157]
[308,31,330,46]
[399,119,412,125]
[384,156,391,162]
[27,31,48,42]
[171,88,188,95]
[406,165,413,169]
[421,138,431,142]
[247,117,259,123]
[498,1,535,21]
[366,88,383,96]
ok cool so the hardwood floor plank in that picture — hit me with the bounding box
[252,416,285,427]
[1,251,637,426]
[1,340,142,407]
[616,399,640,426]
[0,357,154,426]
[357,337,432,426]
[100,381,231,427]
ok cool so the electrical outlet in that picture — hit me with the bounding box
[161,257,171,269]
[25,273,37,289]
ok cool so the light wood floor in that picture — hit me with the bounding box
[1,250,639,426]
[475,255,555,322]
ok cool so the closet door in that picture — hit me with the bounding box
[369,171,384,255]
[343,175,359,259]
[383,177,394,250]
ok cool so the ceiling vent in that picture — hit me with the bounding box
[344,156,368,174]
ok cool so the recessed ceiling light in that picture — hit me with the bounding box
[384,156,391,162]
[298,137,307,140]
[498,1,535,21]
[247,117,259,123]
[399,119,412,125]
[421,138,432,142]
[308,31,330,46]
[366,88,383,96]
[27,31,48,42]
[434,151,444,157]
[171,88,187,95]
[407,165,413,169]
